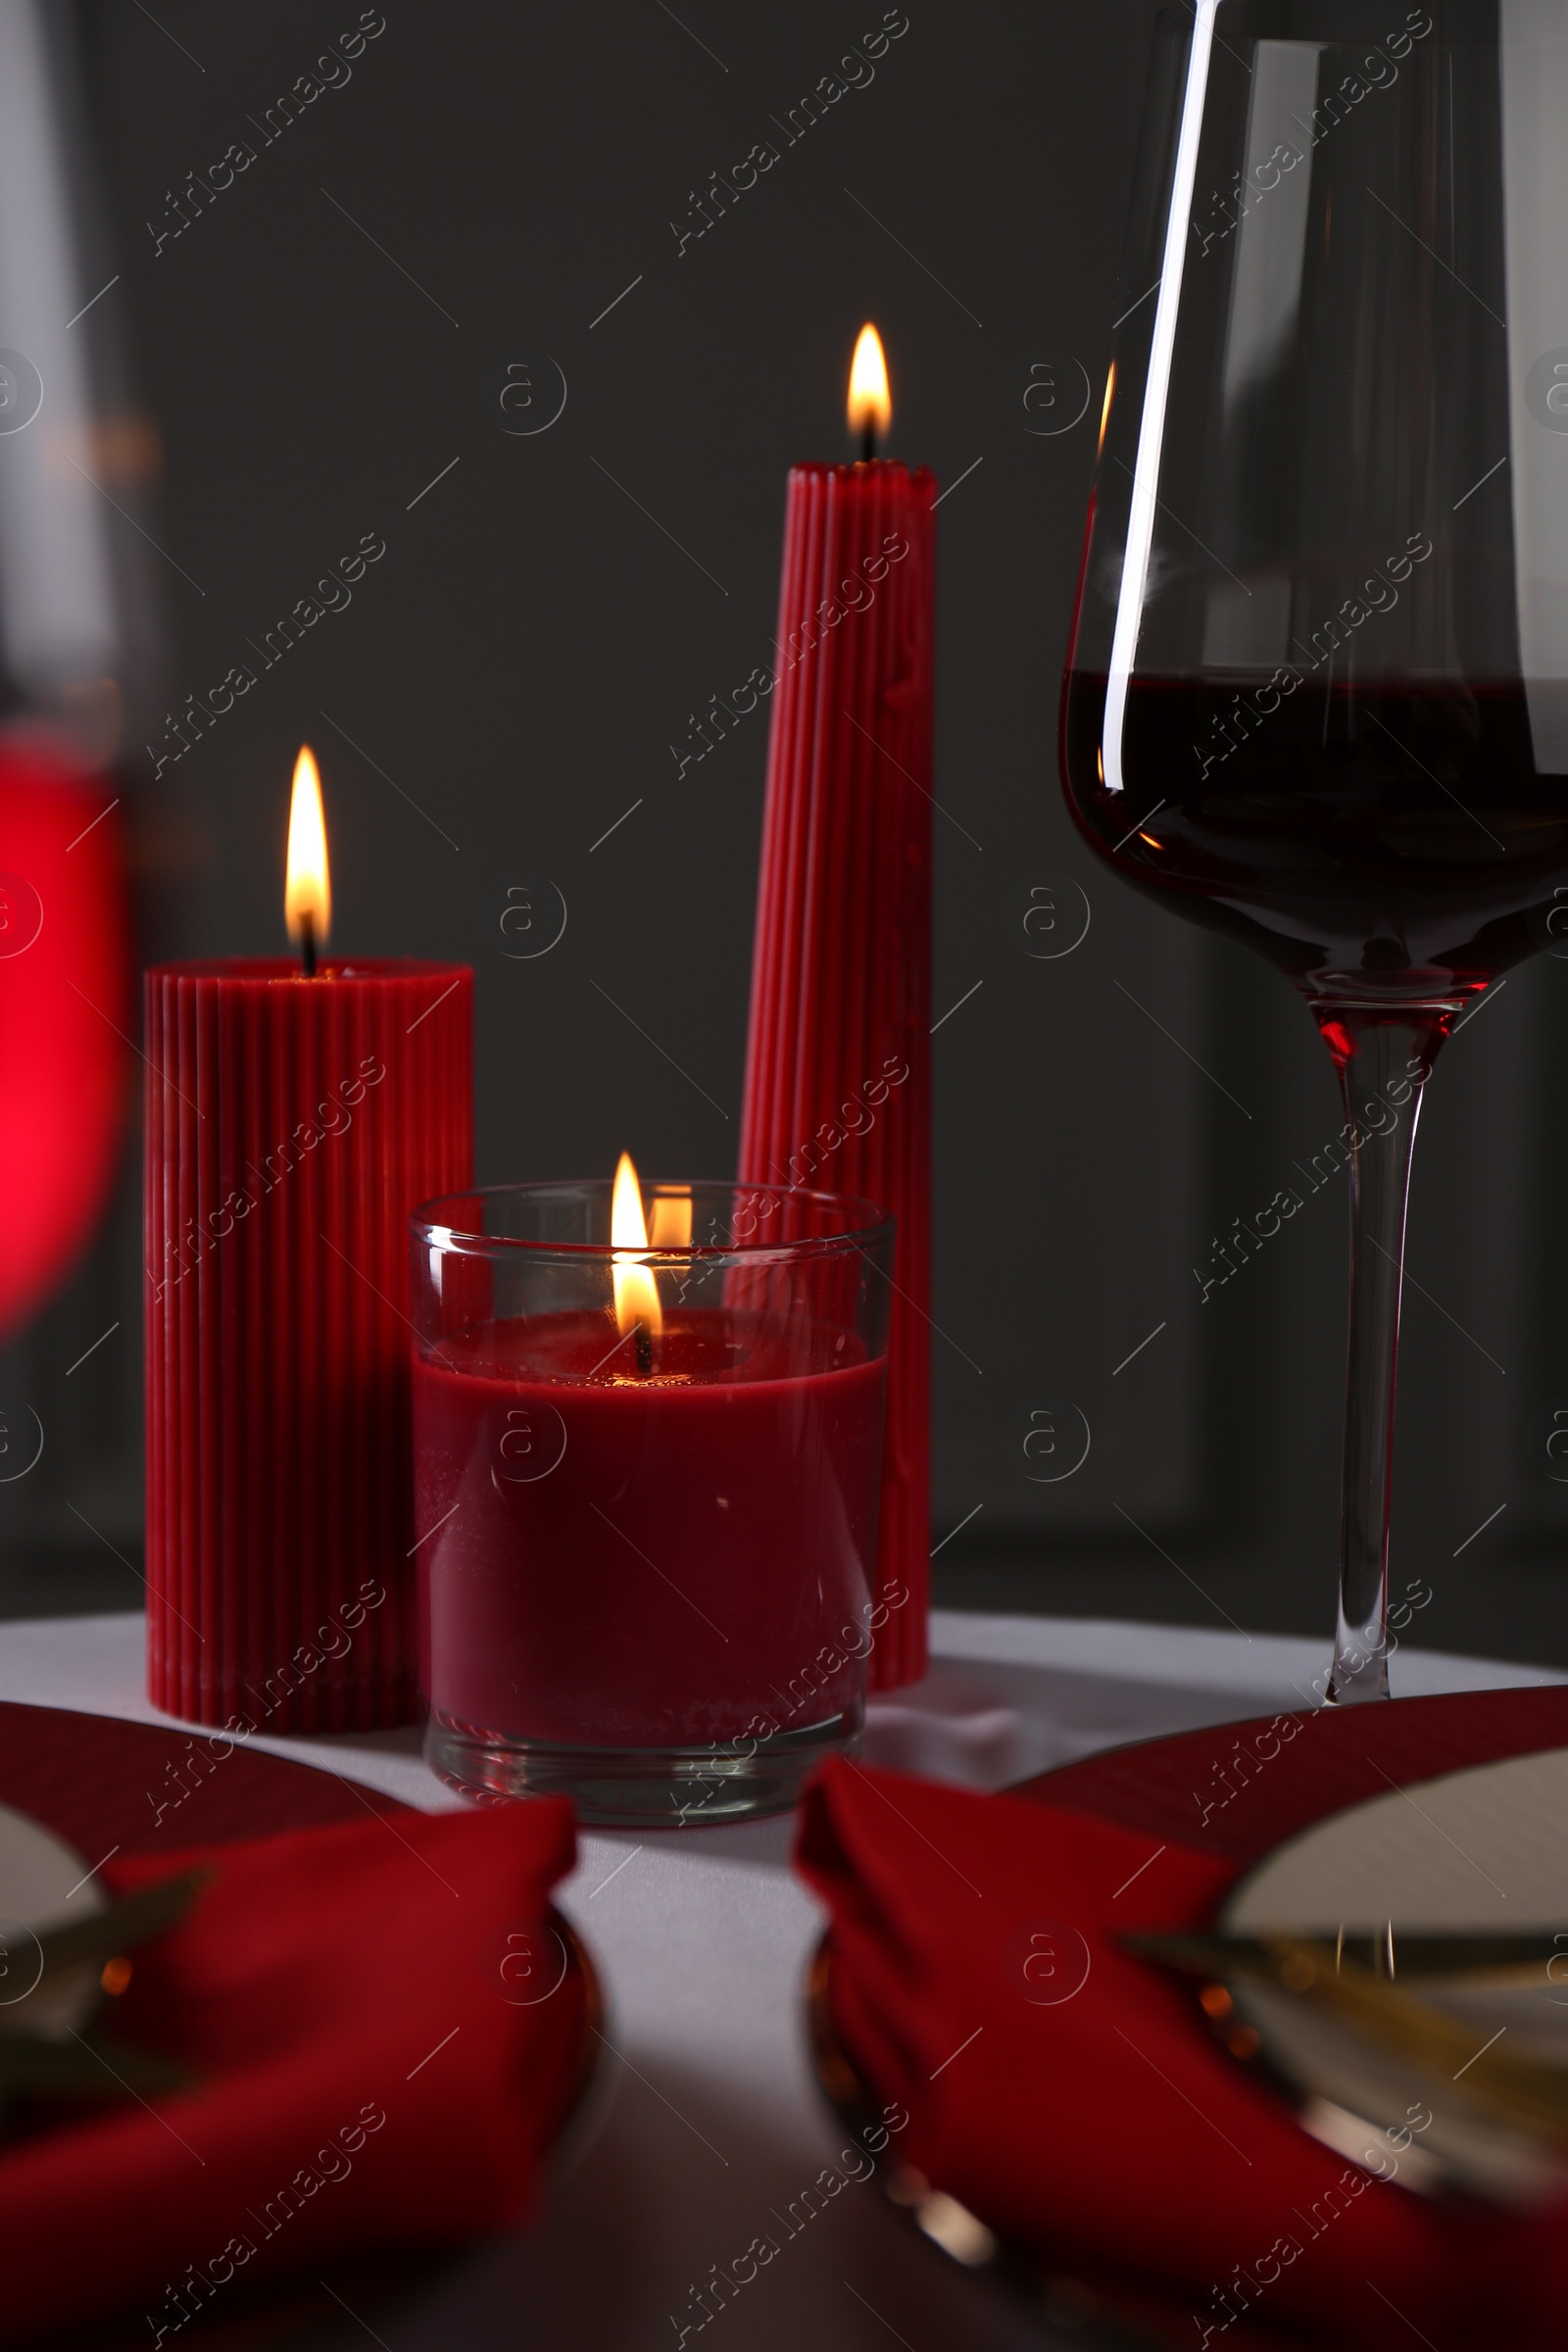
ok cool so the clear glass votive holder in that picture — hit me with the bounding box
[409,1180,893,1827]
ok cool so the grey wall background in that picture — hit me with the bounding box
[4,0,1568,1672]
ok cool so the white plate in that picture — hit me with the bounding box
[1227,1743,1568,1935]
[1221,1744,1568,2204]
[0,1798,105,2036]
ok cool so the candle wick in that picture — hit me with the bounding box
[299,911,317,980]
[634,1318,654,1376]
[858,421,876,466]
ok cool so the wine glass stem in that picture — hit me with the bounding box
[1328,1015,1439,1704]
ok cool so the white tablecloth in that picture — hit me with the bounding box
[1,1611,1556,2348]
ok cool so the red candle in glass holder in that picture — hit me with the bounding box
[144,748,471,1731]
[411,1162,895,1825]
[739,324,936,1691]
[415,1317,886,1745]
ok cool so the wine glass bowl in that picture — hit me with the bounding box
[1059,2,1568,1695]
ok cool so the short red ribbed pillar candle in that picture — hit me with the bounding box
[739,459,936,1690]
[144,958,471,1729]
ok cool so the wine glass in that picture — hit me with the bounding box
[1061,2,1568,1699]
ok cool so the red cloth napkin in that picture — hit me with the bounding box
[1,1801,581,2343]
[797,1759,1568,2350]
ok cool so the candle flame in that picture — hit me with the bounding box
[612,1151,662,1344]
[847,323,892,442]
[284,745,331,947]
[649,1191,693,1249]
[1098,362,1116,458]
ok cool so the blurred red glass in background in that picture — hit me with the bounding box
[0,744,127,1340]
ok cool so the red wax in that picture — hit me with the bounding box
[413,1310,886,1747]
[145,958,471,1730]
[739,460,936,1690]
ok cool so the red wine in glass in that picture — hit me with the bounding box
[1061,4,1568,1697]
[1062,672,1568,1001]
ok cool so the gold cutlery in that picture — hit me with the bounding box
[1127,1930,1568,2144]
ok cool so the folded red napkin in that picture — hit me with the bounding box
[798,1759,1568,2350]
[1,1802,581,2343]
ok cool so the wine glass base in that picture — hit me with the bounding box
[1325,1650,1391,1706]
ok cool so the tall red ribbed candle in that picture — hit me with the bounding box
[738,461,936,1690]
[144,958,471,1729]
